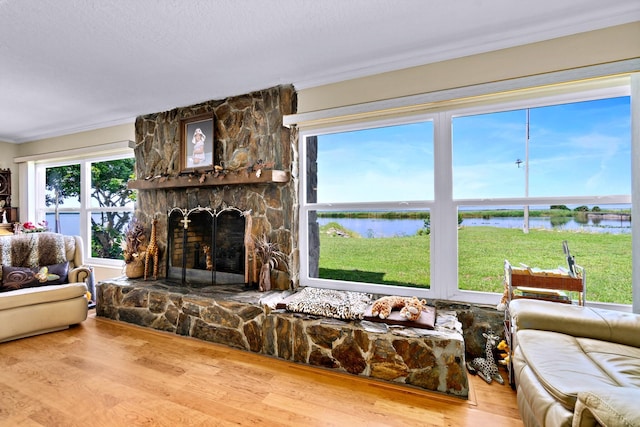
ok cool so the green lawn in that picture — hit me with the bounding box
[318,225,632,304]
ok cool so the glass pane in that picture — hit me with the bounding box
[91,211,133,259]
[308,210,430,288]
[312,121,434,203]
[45,211,80,236]
[528,97,631,197]
[457,204,631,304]
[90,158,136,208]
[453,97,631,199]
[46,164,81,207]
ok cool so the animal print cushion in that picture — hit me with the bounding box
[285,287,373,320]
[0,262,69,292]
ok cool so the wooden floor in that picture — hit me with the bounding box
[0,312,524,426]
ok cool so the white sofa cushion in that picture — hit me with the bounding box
[0,283,88,311]
[573,387,640,427]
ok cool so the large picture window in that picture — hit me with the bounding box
[300,80,634,308]
[452,96,631,304]
[37,154,135,265]
[302,120,434,294]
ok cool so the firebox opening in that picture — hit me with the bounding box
[167,207,249,287]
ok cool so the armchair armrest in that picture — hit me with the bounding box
[69,266,91,283]
[69,265,96,307]
[573,388,640,427]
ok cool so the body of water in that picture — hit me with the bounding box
[46,213,81,235]
[45,212,130,235]
[48,212,632,239]
[317,216,631,238]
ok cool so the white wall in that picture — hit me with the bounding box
[297,22,640,113]
[16,123,134,157]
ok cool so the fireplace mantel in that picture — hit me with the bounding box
[128,169,289,190]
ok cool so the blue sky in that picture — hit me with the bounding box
[316,122,434,203]
[316,96,631,204]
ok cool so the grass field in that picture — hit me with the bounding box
[318,224,632,304]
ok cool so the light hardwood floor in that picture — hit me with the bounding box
[0,313,524,426]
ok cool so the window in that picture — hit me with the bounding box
[300,79,634,309]
[301,120,434,295]
[453,96,632,305]
[36,153,135,265]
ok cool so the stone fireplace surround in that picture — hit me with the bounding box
[128,85,299,289]
[97,84,506,399]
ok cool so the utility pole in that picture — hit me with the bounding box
[524,108,530,234]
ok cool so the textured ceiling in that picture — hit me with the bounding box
[1,0,639,143]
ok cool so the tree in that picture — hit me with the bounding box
[90,159,136,258]
[45,165,81,233]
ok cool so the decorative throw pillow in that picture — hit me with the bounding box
[0,266,40,292]
[0,262,69,292]
[39,262,69,285]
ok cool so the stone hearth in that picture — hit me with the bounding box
[96,278,469,398]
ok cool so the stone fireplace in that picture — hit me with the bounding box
[96,84,488,399]
[128,85,298,287]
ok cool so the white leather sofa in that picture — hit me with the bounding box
[509,299,640,427]
[0,233,90,342]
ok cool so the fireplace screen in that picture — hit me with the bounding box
[167,206,249,286]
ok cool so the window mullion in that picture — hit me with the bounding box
[80,161,91,255]
[631,73,640,314]
[34,162,46,223]
[432,111,457,299]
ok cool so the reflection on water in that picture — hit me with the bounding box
[317,216,631,238]
[317,217,425,238]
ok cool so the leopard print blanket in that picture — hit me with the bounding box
[0,232,68,269]
[285,287,373,320]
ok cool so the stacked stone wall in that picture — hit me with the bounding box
[131,85,298,284]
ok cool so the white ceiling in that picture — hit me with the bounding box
[1,0,639,144]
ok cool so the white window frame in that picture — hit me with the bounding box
[299,115,437,298]
[298,75,636,312]
[446,86,632,308]
[27,148,134,267]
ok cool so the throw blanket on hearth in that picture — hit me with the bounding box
[285,287,373,320]
[0,232,68,268]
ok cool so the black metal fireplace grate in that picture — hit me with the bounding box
[166,206,251,286]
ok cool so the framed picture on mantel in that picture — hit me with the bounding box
[180,114,214,172]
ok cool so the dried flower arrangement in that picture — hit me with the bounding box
[121,218,147,278]
[252,234,287,291]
